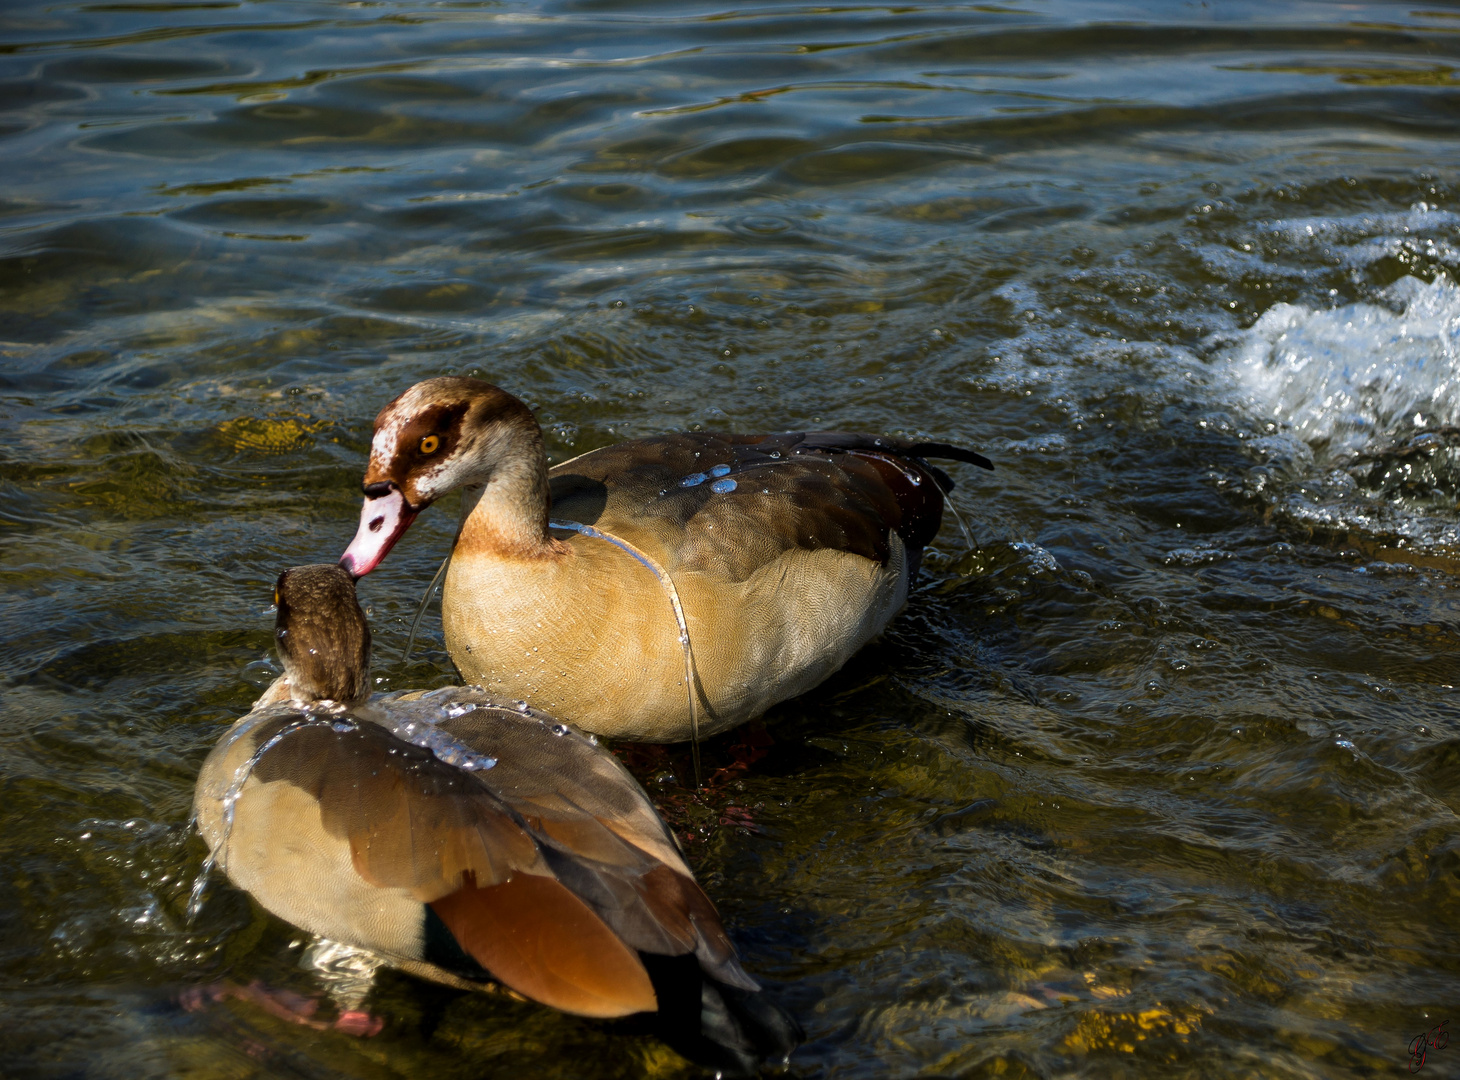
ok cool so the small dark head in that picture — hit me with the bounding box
[273,564,371,705]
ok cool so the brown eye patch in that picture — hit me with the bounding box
[393,401,469,469]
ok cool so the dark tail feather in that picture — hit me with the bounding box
[636,953,801,1077]
[906,442,995,472]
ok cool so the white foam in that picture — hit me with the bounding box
[1226,274,1460,459]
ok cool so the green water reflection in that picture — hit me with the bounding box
[3,0,1460,1077]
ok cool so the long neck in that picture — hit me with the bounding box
[456,419,564,561]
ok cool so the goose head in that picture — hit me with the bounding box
[272,563,371,707]
[340,377,545,577]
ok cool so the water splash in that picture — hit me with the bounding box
[391,718,497,771]
[185,850,217,923]
[188,712,330,922]
[1228,275,1460,460]
[1220,274,1460,554]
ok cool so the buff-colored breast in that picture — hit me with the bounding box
[442,527,907,742]
[194,715,426,961]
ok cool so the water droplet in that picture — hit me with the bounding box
[709,463,731,477]
[331,721,353,733]
[768,450,781,459]
[711,478,737,494]
[444,702,477,718]
[551,723,568,736]
[1336,737,1357,751]
[515,700,530,712]
[680,472,707,487]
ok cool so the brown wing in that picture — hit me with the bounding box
[431,870,655,1018]
[246,715,542,898]
[548,431,965,581]
[383,691,751,985]
[240,698,752,1015]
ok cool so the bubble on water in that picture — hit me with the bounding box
[711,478,737,493]
[1011,541,1060,574]
[680,472,707,487]
[1166,545,1231,567]
[1336,737,1357,751]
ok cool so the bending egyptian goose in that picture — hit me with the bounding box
[194,564,798,1075]
[340,377,991,742]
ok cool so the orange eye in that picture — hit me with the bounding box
[419,435,440,454]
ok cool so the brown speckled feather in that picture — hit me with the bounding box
[548,431,956,578]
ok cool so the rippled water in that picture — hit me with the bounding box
[5,0,1460,1076]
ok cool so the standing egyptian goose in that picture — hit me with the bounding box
[194,564,798,1075]
[340,377,991,742]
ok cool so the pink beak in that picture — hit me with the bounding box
[340,487,418,578]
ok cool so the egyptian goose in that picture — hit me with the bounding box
[194,564,798,1075]
[340,377,991,742]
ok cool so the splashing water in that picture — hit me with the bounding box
[188,713,331,921]
[390,716,497,771]
[1228,275,1460,460]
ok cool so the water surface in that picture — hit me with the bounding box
[4,0,1460,1076]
